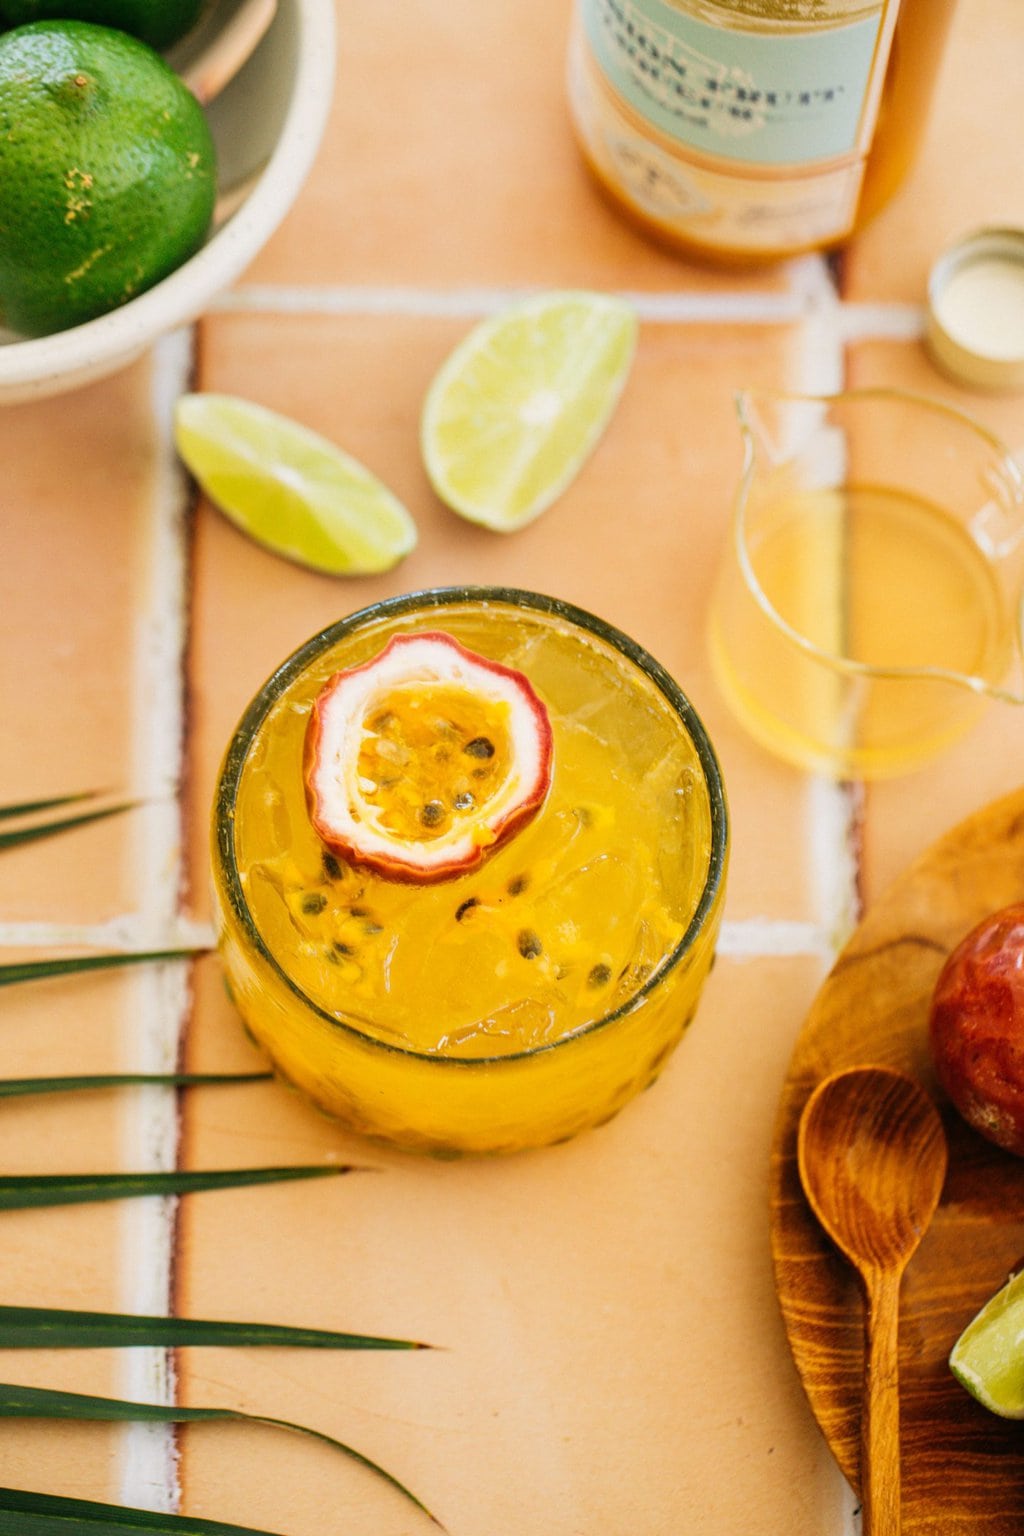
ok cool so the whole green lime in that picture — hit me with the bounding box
[0,20,216,337]
[0,0,203,51]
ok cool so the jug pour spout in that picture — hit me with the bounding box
[733,388,855,492]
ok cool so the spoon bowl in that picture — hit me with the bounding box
[798,1065,947,1536]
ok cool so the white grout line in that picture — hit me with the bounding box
[213,282,812,323]
[209,276,925,335]
[114,327,197,1516]
[791,288,863,956]
[0,918,214,950]
[717,919,835,960]
[809,775,863,953]
[840,301,924,342]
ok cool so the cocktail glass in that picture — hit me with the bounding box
[212,586,728,1156]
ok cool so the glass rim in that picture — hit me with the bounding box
[214,585,729,1068]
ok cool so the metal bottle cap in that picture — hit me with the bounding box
[925,227,1024,392]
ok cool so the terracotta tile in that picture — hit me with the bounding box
[0,965,164,1318]
[0,957,185,1404]
[847,333,1024,453]
[0,356,176,924]
[0,970,149,1501]
[0,1424,127,1507]
[860,699,1024,912]
[245,0,795,295]
[176,954,844,1534]
[844,0,1024,304]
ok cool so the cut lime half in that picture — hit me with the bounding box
[420,290,637,533]
[950,1267,1024,1417]
[174,394,417,576]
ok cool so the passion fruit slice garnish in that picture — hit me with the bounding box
[303,631,553,883]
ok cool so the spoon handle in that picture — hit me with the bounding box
[861,1268,903,1536]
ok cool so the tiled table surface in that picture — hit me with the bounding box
[3,2,1024,1532]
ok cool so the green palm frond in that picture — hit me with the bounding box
[0,1384,439,1526]
[0,799,136,851]
[0,1164,358,1210]
[0,950,208,988]
[0,1486,288,1535]
[0,1072,271,1098]
[0,791,106,821]
[0,788,433,1532]
[0,1304,428,1352]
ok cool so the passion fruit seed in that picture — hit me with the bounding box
[291,856,636,1009]
[304,631,553,883]
[465,736,496,759]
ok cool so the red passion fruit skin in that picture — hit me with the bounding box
[303,630,554,884]
[929,903,1024,1156]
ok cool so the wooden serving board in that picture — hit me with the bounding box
[769,788,1024,1533]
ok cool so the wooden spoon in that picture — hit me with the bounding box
[797,1065,947,1536]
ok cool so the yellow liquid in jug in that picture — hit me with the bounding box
[709,484,1008,776]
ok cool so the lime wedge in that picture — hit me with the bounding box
[420,291,637,532]
[174,394,417,576]
[950,1268,1024,1417]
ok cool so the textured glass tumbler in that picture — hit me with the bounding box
[212,587,729,1156]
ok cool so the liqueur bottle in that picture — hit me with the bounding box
[566,0,958,263]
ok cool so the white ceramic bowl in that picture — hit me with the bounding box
[0,0,335,405]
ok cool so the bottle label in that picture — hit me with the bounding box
[568,1,902,254]
[580,0,892,168]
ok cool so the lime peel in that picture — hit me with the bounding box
[0,0,205,48]
[950,1267,1024,1418]
[420,290,638,533]
[173,393,417,577]
[0,21,215,337]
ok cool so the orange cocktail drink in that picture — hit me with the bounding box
[212,588,728,1155]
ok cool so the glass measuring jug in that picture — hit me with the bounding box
[707,388,1024,778]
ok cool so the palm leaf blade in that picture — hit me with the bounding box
[0,803,135,852]
[0,1305,426,1352]
[0,951,207,988]
[0,1386,438,1525]
[0,1074,271,1099]
[0,1165,355,1210]
[0,792,102,822]
[0,1484,288,1534]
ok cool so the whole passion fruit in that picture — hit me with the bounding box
[929,903,1024,1156]
[303,630,553,884]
